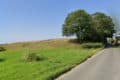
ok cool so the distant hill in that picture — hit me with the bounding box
[0,38,80,50]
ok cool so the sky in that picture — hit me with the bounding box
[0,0,120,43]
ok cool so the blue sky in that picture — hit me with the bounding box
[0,0,119,43]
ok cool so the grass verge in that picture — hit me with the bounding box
[0,39,103,80]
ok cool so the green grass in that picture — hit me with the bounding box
[0,39,103,80]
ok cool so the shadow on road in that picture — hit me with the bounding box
[105,43,120,48]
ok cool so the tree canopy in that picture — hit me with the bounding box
[91,12,115,43]
[62,9,115,43]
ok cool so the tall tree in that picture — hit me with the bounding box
[62,10,92,42]
[62,10,115,43]
[92,12,115,43]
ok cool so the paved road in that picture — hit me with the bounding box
[56,48,120,80]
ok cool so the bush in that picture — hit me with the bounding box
[23,53,45,62]
[0,47,6,52]
[81,43,103,48]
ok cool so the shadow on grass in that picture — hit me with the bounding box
[0,58,5,62]
[68,39,80,44]
[68,39,104,49]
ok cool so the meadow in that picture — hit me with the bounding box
[0,39,103,80]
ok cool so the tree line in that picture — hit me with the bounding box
[62,9,115,44]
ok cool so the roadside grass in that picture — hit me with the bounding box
[0,39,103,80]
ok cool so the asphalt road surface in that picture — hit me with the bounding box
[56,48,120,80]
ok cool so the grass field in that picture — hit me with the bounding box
[0,39,103,80]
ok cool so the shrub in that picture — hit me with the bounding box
[107,38,114,44]
[0,47,6,52]
[81,43,103,48]
[23,53,45,62]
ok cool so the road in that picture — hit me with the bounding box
[56,48,120,80]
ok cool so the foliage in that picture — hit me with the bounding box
[23,53,44,62]
[81,43,103,48]
[91,12,115,43]
[0,47,6,52]
[62,9,115,43]
[62,10,92,42]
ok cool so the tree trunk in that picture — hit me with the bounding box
[76,32,81,43]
